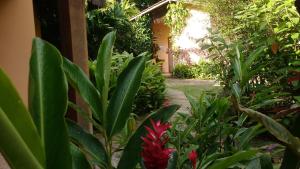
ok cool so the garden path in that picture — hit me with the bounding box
[0,153,9,169]
[165,78,220,115]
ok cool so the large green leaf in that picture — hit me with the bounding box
[0,69,45,168]
[70,143,92,169]
[246,155,273,169]
[29,38,72,169]
[95,31,116,125]
[185,93,199,115]
[244,46,265,70]
[67,120,108,168]
[63,58,102,121]
[237,104,300,157]
[0,108,44,169]
[209,150,257,169]
[233,46,243,82]
[117,105,180,169]
[105,56,146,138]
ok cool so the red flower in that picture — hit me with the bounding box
[141,119,174,169]
[188,150,198,169]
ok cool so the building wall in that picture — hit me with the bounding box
[0,0,36,104]
[152,18,170,74]
[173,9,211,64]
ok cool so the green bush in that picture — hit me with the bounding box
[90,52,166,115]
[200,0,300,107]
[109,53,166,115]
[133,61,166,115]
[86,2,153,59]
[173,62,218,79]
[173,64,194,79]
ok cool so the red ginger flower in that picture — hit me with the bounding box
[188,150,198,169]
[141,119,174,169]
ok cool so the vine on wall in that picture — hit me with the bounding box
[164,1,189,37]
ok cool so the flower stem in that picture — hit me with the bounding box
[104,133,113,169]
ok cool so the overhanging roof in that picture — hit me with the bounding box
[130,0,177,21]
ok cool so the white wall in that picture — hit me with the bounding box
[173,9,211,64]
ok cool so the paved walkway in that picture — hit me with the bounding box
[165,78,219,114]
[0,153,9,169]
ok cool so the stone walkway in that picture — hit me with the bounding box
[0,153,9,169]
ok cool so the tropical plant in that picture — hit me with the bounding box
[172,62,218,80]
[195,0,249,38]
[164,0,189,37]
[63,31,179,169]
[133,61,166,115]
[141,119,176,169]
[168,92,266,169]
[90,52,166,115]
[0,38,90,169]
[232,92,300,169]
[0,32,178,169]
[173,64,195,79]
[86,1,153,58]
[230,47,300,168]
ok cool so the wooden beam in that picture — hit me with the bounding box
[58,0,92,132]
[130,0,177,21]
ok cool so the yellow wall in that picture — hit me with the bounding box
[152,18,170,74]
[0,0,36,104]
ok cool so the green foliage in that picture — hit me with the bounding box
[86,2,153,58]
[91,52,166,115]
[198,0,250,38]
[133,61,166,115]
[29,38,72,169]
[233,96,300,158]
[209,150,258,169]
[64,31,177,169]
[169,93,264,169]
[201,0,300,109]
[173,62,218,79]
[0,32,173,169]
[164,1,189,37]
[0,38,88,169]
[133,0,159,10]
[67,120,108,168]
[117,105,180,169]
[173,64,194,79]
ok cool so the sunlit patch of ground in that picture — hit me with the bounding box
[166,78,221,98]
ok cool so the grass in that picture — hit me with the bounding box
[167,81,222,98]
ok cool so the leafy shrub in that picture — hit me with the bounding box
[169,93,266,169]
[164,1,189,37]
[133,61,166,115]
[64,32,178,169]
[173,64,194,79]
[86,2,153,59]
[90,52,166,115]
[201,0,300,108]
[173,62,218,79]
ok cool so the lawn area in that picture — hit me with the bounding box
[166,78,222,98]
